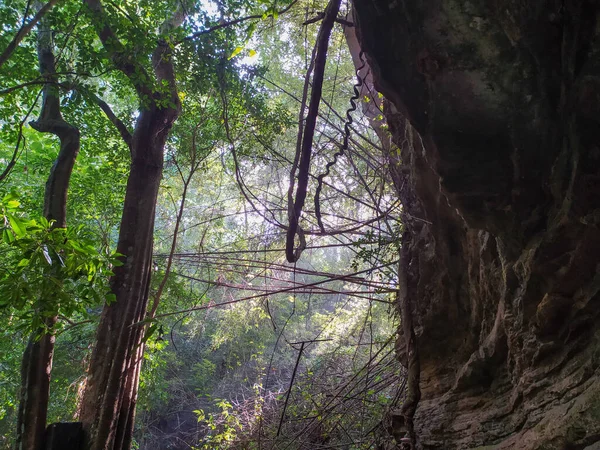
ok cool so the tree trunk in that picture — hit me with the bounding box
[16,317,57,450]
[77,2,183,447]
[44,423,84,450]
[79,105,178,450]
[16,7,80,449]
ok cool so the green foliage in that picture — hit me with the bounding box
[351,220,403,281]
[137,337,174,413]
[193,359,217,393]
[0,1,401,449]
[0,194,119,333]
[195,399,244,449]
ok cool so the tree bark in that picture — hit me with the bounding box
[78,3,183,447]
[16,318,57,450]
[16,6,80,449]
[79,106,178,449]
[44,423,84,450]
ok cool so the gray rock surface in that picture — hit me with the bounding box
[353,0,600,448]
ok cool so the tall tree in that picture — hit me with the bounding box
[15,5,80,448]
[0,1,299,447]
[77,1,184,447]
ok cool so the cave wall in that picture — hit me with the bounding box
[353,1,600,448]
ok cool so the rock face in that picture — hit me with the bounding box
[353,1,600,448]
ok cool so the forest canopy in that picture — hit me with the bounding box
[0,0,407,448]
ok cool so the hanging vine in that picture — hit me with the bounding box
[314,50,366,233]
[285,0,342,263]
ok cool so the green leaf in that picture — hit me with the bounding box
[17,258,29,267]
[228,46,244,60]
[246,22,256,39]
[142,324,158,343]
[194,409,206,422]
[7,214,26,238]
[39,216,50,228]
[2,229,14,244]
[69,240,84,252]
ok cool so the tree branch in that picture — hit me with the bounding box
[83,0,154,100]
[146,121,207,319]
[90,95,132,148]
[76,85,132,149]
[0,79,49,96]
[0,0,61,70]
[179,0,298,44]
[133,260,399,325]
[303,12,353,27]
[0,89,42,184]
[152,6,186,107]
[0,78,133,149]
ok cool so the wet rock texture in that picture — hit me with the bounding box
[353,0,600,448]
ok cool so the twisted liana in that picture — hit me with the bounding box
[314,50,366,233]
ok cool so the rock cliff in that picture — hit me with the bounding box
[353,1,600,448]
